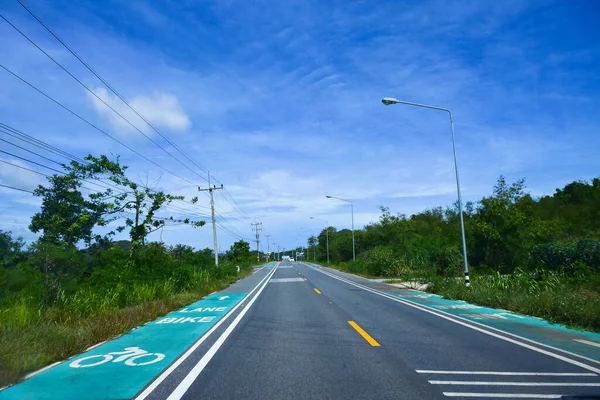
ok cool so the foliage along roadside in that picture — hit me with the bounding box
[305,176,600,332]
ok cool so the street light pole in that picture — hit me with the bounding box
[325,196,356,263]
[382,97,470,287]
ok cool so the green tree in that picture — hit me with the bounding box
[70,154,205,249]
[30,171,114,247]
[226,240,252,264]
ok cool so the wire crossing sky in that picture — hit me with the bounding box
[0,0,598,250]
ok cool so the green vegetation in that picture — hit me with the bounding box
[0,154,258,386]
[309,177,600,331]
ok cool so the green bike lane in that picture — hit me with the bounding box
[303,263,600,365]
[0,263,278,400]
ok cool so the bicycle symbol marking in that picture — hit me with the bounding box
[69,347,165,368]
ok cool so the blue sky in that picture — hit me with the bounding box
[0,0,599,253]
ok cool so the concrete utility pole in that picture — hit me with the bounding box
[251,221,262,262]
[266,234,271,261]
[198,172,223,267]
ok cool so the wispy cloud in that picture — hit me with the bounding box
[0,0,598,250]
[86,88,191,136]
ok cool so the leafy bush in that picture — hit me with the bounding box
[529,239,600,274]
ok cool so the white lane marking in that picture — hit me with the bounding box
[166,263,279,400]
[417,370,597,376]
[302,263,600,366]
[135,263,279,400]
[575,339,600,348]
[313,264,600,366]
[431,380,600,386]
[304,265,600,374]
[443,393,562,398]
[269,278,305,283]
[218,296,230,300]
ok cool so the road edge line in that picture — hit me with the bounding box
[304,262,600,366]
[135,263,279,400]
[165,263,279,400]
[306,264,600,374]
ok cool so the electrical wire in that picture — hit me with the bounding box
[0,14,215,185]
[0,63,197,186]
[0,183,34,193]
[0,122,211,213]
[8,4,252,220]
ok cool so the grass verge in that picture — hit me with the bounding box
[0,270,252,388]
[427,272,600,332]
[317,261,600,333]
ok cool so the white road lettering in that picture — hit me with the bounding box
[156,316,217,324]
[179,307,227,313]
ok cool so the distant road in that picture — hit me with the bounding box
[2,261,600,400]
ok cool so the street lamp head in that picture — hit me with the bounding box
[382,97,400,106]
[325,195,332,198]
[310,216,314,219]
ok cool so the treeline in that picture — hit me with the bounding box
[0,154,258,385]
[310,177,600,278]
[0,153,257,322]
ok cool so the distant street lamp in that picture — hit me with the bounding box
[325,195,355,262]
[310,216,329,264]
[381,97,470,287]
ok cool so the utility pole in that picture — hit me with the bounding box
[251,221,262,262]
[198,172,223,267]
[265,235,271,261]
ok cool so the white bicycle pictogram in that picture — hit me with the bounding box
[69,346,165,368]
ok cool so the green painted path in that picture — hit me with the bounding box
[0,293,247,400]
[387,291,600,362]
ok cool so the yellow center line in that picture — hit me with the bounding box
[348,321,381,347]
[314,288,322,294]
[303,278,307,281]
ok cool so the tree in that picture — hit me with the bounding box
[30,171,113,247]
[69,154,205,249]
[226,240,252,263]
[0,230,25,267]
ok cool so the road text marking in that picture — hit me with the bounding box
[270,278,305,283]
[314,288,322,294]
[135,263,278,400]
[348,321,380,347]
[575,339,600,348]
[165,264,279,400]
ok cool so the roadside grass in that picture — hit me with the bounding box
[427,270,600,332]
[319,261,600,333]
[0,270,252,388]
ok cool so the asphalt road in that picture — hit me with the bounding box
[140,260,600,400]
[3,260,600,400]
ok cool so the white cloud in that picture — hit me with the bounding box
[86,87,191,136]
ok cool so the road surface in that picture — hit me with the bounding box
[2,260,600,400]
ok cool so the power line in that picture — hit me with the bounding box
[8,6,251,220]
[0,14,214,185]
[0,183,34,193]
[0,122,211,214]
[0,63,197,187]
[0,135,64,167]
[0,148,64,174]
[0,122,85,164]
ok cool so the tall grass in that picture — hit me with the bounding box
[428,269,600,331]
[0,268,252,387]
